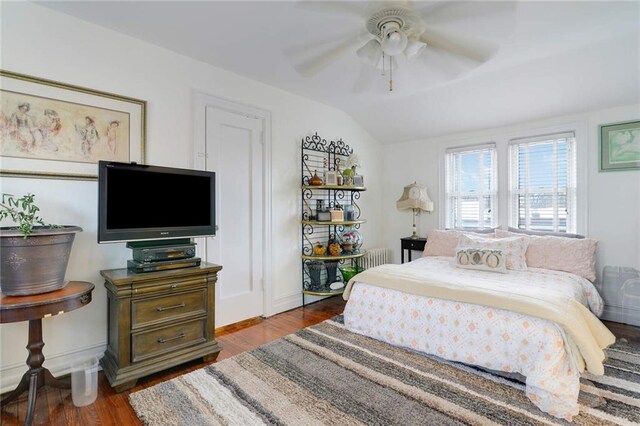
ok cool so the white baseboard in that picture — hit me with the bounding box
[1,342,106,394]
[270,292,338,316]
[270,292,302,315]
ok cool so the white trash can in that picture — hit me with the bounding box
[71,357,99,407]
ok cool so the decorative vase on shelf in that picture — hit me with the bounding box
[305,260,324,290]
[325,260,339,284]
[313,241,327,256]
[338,225,362,254]
[327,233,341,256]
[309,170,323,186]
[343,204,356,221]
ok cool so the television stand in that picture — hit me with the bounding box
[100,262,222,392]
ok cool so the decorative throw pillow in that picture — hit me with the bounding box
[423,229,496,257]
[456,234,528,271]
[495,229,598,281]
[455,248,507,273]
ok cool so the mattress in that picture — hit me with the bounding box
[343,256,608,420]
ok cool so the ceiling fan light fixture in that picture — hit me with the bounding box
[380,22,407,56]
[356,38,382,67]
[404,39,427,62]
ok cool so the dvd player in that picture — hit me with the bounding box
[131,243,196,262]
[127,257,201,273]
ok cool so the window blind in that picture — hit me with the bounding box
[508,132,576,233]
[445,144,497,230]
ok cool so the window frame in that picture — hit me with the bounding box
[508,132,577,233]
[444,143,498,230]
[438,122,587,235]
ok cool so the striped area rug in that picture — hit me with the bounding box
[129,316,640,425]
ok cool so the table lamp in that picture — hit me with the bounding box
[396,182,434,238]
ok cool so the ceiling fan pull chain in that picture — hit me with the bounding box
[389,56,393,92]
[381,52,386,76]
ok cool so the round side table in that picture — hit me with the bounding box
[0,281,94,426]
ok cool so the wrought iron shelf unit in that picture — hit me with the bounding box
[300,132,366,305]
[303,288,348,297]
[301,219,367,226]
[301,253,365,261]
[301,185,366,191]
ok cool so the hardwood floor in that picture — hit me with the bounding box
[0,297,346,426]
[1,296,638,425]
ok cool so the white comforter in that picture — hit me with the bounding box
[343,256,607,420]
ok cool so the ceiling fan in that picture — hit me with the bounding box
[291,1,515,92]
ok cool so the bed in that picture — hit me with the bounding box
[342,229,616,421]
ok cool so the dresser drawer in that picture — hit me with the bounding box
[404,238,426,250]
[131,289,207,329]
[132,318,207,362]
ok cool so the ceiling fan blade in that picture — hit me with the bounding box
[292,33,370,77]
[415,46,481,80]
[418,1,516,25]
[294,0,370,19]
[416,1,517,41]
[410,0,451,19]
[419,28,498,64]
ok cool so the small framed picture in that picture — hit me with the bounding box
[353,175,364,186]
[599,119,640,171]
[325,170,338,186]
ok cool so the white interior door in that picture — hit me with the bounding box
[205,107,264,327]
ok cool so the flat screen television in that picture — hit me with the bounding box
[98,161,216,244]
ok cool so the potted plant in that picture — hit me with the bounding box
[0,193,82,296]
[341,154,361,186]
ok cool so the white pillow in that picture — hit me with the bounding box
[456,248,508,274]
[457,234,529,271]
[495,229,598,281]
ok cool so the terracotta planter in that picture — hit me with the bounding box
[0,226,82,296]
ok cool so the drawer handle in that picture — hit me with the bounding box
[157,333,185,344]
[156,303,186,312]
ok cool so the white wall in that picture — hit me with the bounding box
[382,104,640,277]
[0,2,383,391]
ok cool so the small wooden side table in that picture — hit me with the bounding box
[0,281,94,426]
[400,237,427,263]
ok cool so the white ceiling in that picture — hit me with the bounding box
[37,1,640,144]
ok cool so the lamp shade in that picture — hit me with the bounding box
[356,38,383,67]
[396,182,434,212]
[404,39,427,62]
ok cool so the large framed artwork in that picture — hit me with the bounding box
[0,70,146,180]
[599,119,640,172]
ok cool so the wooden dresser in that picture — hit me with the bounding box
[100,262,222,392]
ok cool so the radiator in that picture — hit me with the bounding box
[360,247,391,270]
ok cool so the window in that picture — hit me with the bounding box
[509,132,576,233]
[442,128,581,234]
[445,144,497,229]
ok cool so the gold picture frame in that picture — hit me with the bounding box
[325,170,338,186]
[0,70,146,180]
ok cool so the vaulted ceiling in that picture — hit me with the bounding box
[38,1,640,144]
